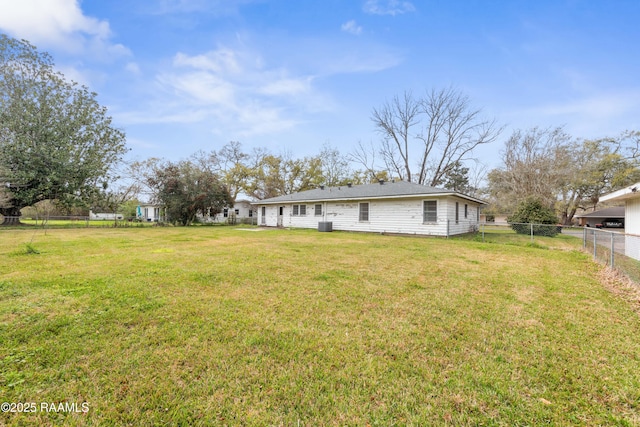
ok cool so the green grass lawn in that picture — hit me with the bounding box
[1,227,639,426]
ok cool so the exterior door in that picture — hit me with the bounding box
[277,206,284,227]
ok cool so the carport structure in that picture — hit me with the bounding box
[575,206,624,228]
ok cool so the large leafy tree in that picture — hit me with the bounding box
[145,159,231,226]
[0,35,127,225]
[245,151,324,200]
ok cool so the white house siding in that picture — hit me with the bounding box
[261,205,280,227]
[625,199,640,236]
[259,196,481,236]
[624,199,640,259]
[444,197,481,235]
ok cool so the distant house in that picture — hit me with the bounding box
[575,206,625,228]
[479,213,508,224]
[137,204,164,222]
[204,199,256,224]
[89,211,124,220]
[256,180,485,236]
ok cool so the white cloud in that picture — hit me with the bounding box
[503,90,640,138]
[259,77,313,96]
[173,49,242,75]
[341,20,363,35]
[158,70,236,105]
[125,62,142,75]
[363,0,415,16]
[0,0,129,59]
[118,37,401,139]
[117,45,316,139]
[152,0,258,15]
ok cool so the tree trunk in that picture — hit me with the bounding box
[0,206,23,226]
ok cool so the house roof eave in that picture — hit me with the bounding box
[257,192,486,205]
[600,182,640,203]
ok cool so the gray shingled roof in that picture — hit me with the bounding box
[258,180,486,204]
[575,206,624,218]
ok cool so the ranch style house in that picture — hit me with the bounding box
[256,180,485,237]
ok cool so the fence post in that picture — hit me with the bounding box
[610,232,615,267]
[593,230,597,259]
[530,223,534,243]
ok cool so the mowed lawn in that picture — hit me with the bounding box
[1,227,639,426]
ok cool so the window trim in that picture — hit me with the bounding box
[292,204,307,216]
[423,200,438,223]
[314,204,322,216]
[359,202,369,222]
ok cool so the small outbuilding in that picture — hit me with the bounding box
[256,180,485,237]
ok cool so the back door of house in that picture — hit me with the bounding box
[277,206,284,227]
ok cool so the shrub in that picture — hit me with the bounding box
[507,199,559,236]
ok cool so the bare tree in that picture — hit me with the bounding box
[371,91,419,182]
[348,140,387,182]
[370,87,502,186]
[487,127,572,214]
[318,143,351,186]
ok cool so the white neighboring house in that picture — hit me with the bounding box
[600,182,640,259]
[89,211,124,220]
[137,204,164,222]
[201,199,256,224]
[256,180,485,236]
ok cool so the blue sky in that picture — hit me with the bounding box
[1,0,639,171]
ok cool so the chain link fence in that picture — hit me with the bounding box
[584,227,640,283]
[0,216,154,228]
[0,215,259,228]
[479,222,640,283]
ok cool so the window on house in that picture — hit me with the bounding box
[235,209,240,215]
[464,204,468,219]
[315,204,322,216]
[292,205,307,216]
[261,206,266,225]
[359,202,369,222]
[455,202,459,224]
[223,208,228,218]
[248,209,253,218]
[423,201,437,222]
